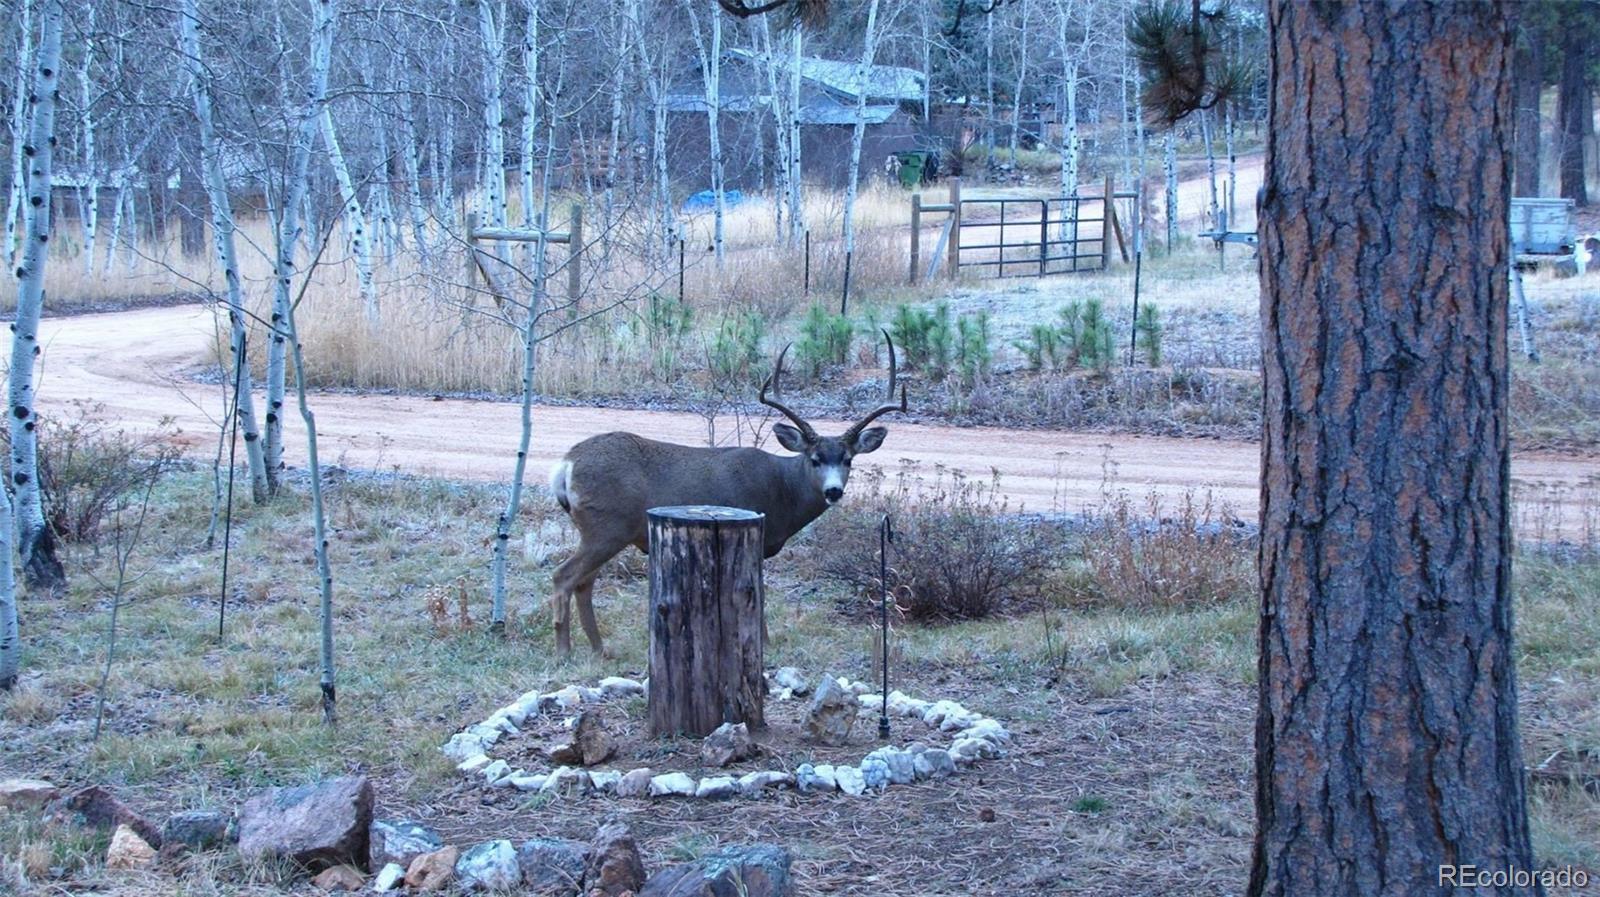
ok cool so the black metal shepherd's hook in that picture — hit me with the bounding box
[879,514,894,741]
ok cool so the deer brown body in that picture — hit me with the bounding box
[546,334,908,657]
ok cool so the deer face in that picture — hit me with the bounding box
[774,425,888,505]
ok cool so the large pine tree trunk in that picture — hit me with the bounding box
[179,0,271,505]
[1556,27,1591,206]
[1512,31,1542,197]
[8,0,67,592]
[1251,5,1534,895]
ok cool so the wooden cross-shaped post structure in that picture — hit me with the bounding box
[465,203,584,306]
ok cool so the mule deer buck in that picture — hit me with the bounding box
[546,333,909,657]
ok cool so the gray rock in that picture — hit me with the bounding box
[866,748,916,786]
[599,676,645,698]
[541,768,591,795]
[509,774,549,792]
[442,732,489,761]
[372,861,406,892]
[237,776,373,871]
[950,737,999,764]
[368,819,444,871]
[616,768,655,797]
[0,779,59,811]
[963,718,1012,744]
[770,667,810,695]
[456,754,491,774]
[586,823,646,896]
[794,764,836,794]
[649,772,697,797]
[912,749,956,780]
[701,722,758,767]
[162,810,231,851]
[455,839,520,892]
[549,710,616,767]
[834,766,866,796]
[922,700,965,727]
[859,756,889,791]
[694,776,739,799]
[737,770,794,796]
[517,837,589,897]
[639,844,793,897]
[803,677,857,746]
[589,770,623,793]
[480,759,511,783]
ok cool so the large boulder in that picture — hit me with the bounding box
[369,818,444,870]
[585,823,646,896]
[517,837,590,897]
[802,677,856,746]
[57,785,162,848]
[237,776,373,871]
[455,839,520,892]
[0,778,59,811]
[639,845,793,897]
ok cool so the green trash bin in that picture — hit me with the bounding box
[896,152,925,189]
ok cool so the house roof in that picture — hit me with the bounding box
[726,48,924,103]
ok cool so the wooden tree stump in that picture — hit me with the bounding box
[647,506,765,738]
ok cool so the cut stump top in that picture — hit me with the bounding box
[647,506,764,524]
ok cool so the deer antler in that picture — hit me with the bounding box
[760,344,819,442]
[844,330,909,442]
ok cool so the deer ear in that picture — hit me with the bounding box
[851,427,888,455]
[772,423,809,452]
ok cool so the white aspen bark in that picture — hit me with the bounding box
[984,12,995,162]
[757,17,790,244]
[122,185,138,270]
[78,6,98,274]
[320,107,378,321]
[102,180,125,275]
[8,0,65,590]
[489,116,556,630]
[1008,4,1028,164]
[683,1,726,267]
[841,0,881,263]
[519,0,540,272]
[266,0,339,495]
[1199,106,1219,230]
[400,96,429,255]
[921,11,931,122]
[0,488,16,689]
[1224,101,1237,224]
[180,0,270,504]
[1163,129,1178,248]
[4,0,32,270]
[652,70,672,247]
[372,125,397,260]
[478,0,508,262]
[1061,61,1078,242]
[436,118,456,227]
[604,37,623,241]
[788,25,804,244]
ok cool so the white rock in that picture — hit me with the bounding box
[963,718,1011,744]
[867,748,917,785]
[940,711,982,733]
[484,715,520,735]
[737,770,794,796]
[455,839,520,891]
[466,723,504,744]
[480,759,511,782]
[913,749,956,780]
[771,667,810,695]
[490,767,524,788]
[457,754,491,774]
[543,685,586,710]
[508,774,548,792]
[847,680,873,696]
[835,766,867,796]
[589,771,622,793]
[616,768,654,797]
[950,737,999,764]
[443,733,489,761]
[373,861,406,892]
[541,767,591,795]
[857,693,885,709]
[772,687,794,701]
[859,755,889,791]
[599,676,645,698]
[694,776,739,799]
[795,763,837,793]
[496,703,533,727]
[894,697,931,719]
[649,772,697,797]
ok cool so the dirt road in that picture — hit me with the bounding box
[17,303,1600,531]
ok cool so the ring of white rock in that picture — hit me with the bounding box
[439,672,1013,799]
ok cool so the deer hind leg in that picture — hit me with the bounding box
[550,535,625,658]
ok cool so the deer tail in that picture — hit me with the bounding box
[548,459,573,513]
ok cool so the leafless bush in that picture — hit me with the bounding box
[14,402,181,544]
[816,463,1057,622]
[1064,488,1253,609]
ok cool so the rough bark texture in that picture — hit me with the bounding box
[647,506,765,739]
[8,0,66,593]
[1556,26,1591,205]
[1252,4,1534,896]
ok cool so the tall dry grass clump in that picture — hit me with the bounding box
[1064,487,1253,609]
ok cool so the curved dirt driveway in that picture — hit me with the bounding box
[16,303,1600,531]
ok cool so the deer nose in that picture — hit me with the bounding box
[824,486,844,504]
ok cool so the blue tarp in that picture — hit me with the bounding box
[682,189,745,211]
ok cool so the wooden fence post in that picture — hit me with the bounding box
[1101,176,1115,270]
[647,506,766,738]
[567,202,583,303]
[947,177,962,279]
[909,193,922,285]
